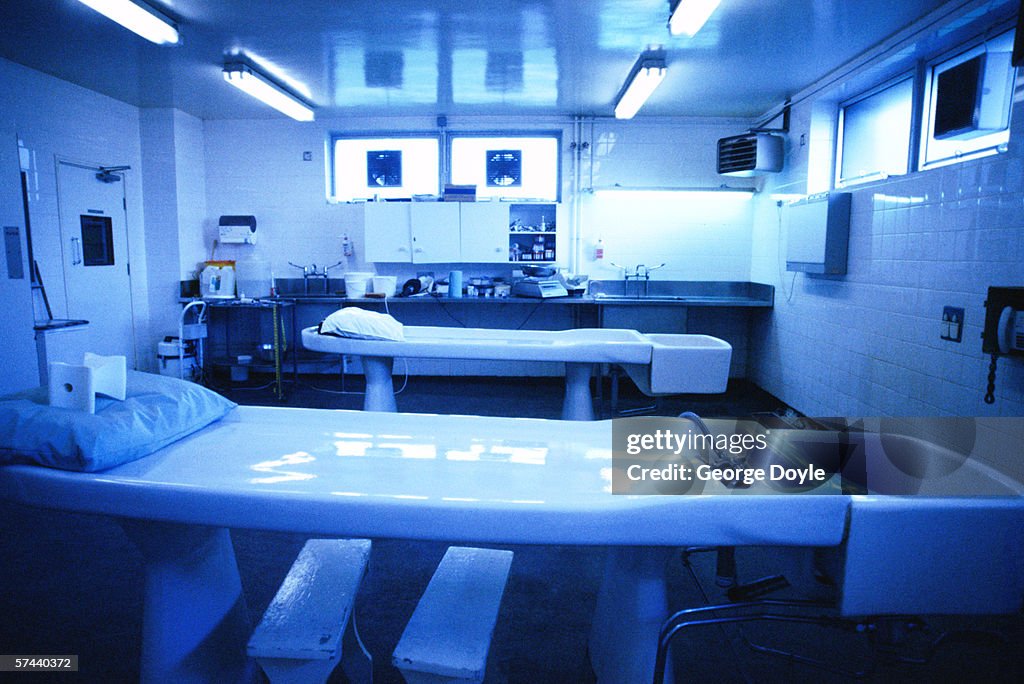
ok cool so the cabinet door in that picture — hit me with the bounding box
[459,203,509,263]
[364,203,411,262]
[410,203,460,263]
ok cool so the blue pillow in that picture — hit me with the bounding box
[0,371,237,472]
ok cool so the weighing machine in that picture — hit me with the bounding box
[511,277,568,298]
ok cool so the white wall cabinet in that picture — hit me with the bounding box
[365,202,462,263]
[410,203,460,263]
[459,202,509,263]
[365,201,562,265]
[363,203,411,262]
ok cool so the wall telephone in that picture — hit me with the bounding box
[981,286,1024,403]
[996,306,1024,353]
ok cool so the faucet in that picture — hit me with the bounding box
[677,411,738,468]
[289,261,343,295]
[617,263,666,297]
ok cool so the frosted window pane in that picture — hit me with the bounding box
[839,78,912,186]
[333,138,438,200]
[451,136,559,200]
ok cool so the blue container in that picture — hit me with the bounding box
[448,270,463,298]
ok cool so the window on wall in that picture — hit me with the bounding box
[920,29,1015,170]
[836,76,914,187]
[332,136,439,201]
[450,134,560,200]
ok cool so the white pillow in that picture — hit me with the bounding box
[319,307,405,341]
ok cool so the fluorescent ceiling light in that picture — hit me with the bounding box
[223,63,315,122]
[593,187,754,201]
[76,0,179,45]
[614,56,666,120]
[668,0,721,37]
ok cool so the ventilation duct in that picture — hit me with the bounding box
[717,133,784,177]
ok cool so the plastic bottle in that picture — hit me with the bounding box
[342,234,354,257]
[595,239,605,260]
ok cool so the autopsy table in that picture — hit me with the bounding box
[0,406,849,683]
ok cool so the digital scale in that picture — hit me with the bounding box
[511,278,568,298]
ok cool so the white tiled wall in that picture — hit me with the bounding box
[0,109,37,392]
[173,110,209,279]
[578,119,756,281]
[202,116,575,281]
[202,116,758,283]
[140,108,209,344]
[750,101,1024,419]
[0,57,152,371]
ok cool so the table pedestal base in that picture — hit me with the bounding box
[590,547,675,683]
[120,520,255,684]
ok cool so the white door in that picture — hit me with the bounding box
[56,162,136,366]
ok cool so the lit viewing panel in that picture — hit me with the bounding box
[450,136,559,201]
[334,137,439,201]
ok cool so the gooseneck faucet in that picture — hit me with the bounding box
[676,411,743,468]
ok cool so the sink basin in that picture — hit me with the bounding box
[593,294,737,303]
[588,281,775,306]
[622,333,732,394]
[275,293,345,299]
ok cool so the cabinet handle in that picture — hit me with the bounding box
[71,237,82,265]
[414,247,424,253]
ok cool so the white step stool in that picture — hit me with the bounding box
[393,546,514,684]
[248,538,373,684]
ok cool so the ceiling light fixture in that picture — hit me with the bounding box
[668,0,721,37]
[614,54,667,120]
[76,0,179,45]
[593,187,754,201]
[223,63,315,122]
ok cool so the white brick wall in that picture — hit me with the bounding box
[750,101,1024,421]
[0,57,151,370]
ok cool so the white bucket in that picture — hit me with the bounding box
[371,275,397,296]
[344,272,373,299]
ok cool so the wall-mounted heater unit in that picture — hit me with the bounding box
[717,133,784,176]
[785,192,851,275]
[218,215,257,244]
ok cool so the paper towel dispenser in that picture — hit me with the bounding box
[218,215,257,244]
[785,192,851,275]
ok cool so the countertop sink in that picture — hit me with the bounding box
[593,293,740,303]
[588,281,774,306]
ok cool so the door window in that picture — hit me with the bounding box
[80,215,115,266]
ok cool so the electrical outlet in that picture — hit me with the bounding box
[941,306,964,342]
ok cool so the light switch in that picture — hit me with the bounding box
[941,306,964,343]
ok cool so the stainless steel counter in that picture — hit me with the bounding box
[269,281,774,308]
